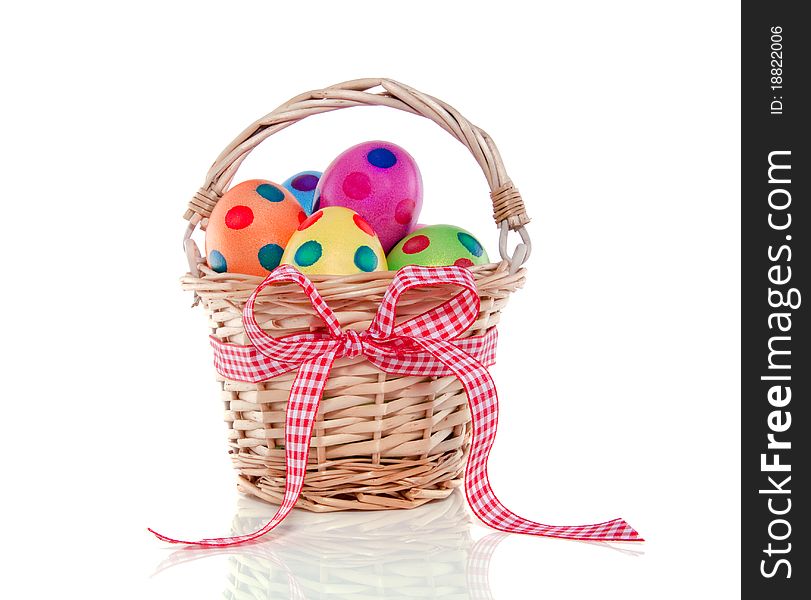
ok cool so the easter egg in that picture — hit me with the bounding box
[315,141,423,252]
[282,170,322,215]
[387,225,490,270]
[205,179,306,276]
[281,207,387,275]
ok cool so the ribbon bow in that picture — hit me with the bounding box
[150,265,642,546]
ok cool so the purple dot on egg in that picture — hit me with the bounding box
[367,147,397,168]
[342,172,372,200]
[291,174,319,192]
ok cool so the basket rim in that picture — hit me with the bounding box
[181,260,527,304]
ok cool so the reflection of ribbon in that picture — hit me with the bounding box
[153,493,643,598]
[149,265,642,546]
[154,492,507,599]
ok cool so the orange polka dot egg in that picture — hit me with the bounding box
[205,180,306,276]
[281,207,388,275]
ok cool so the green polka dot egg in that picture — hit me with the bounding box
[281,207,388,275]
[387,225,490,270]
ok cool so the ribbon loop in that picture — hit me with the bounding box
[368,265,480,342]
[243,265,344,364]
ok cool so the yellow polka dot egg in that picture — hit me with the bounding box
[281,207,388,275]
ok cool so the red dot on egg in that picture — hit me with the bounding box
[394,198,416,225]
[342,171,372,200]
[297,210,307,224]
[225,205,254,230]
[353,213,376,236]
[454,258,474,268]
[298,210,323,231]
[403,235,430,254]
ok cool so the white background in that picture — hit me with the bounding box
[1,1,740,598]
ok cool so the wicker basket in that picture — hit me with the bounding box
[180,78,531,512]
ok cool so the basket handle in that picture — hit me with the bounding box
[182,78,531,275]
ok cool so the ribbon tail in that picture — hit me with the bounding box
[416,339,644,543]
[148,349,339,547]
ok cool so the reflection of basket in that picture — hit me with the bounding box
[181,79,531,512]
[152,495,641,598]
[223,491,497,599]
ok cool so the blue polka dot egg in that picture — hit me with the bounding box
[281,207,388,275]
[282,170,321,215]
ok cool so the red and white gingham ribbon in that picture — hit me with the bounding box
[149,265,642,546]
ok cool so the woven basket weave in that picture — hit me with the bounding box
[181,78,531,512]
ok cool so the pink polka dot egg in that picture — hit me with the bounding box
[315,141,423,252]
[281,207,387,275]
[387,224,490,270]
[205,179,306,276]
